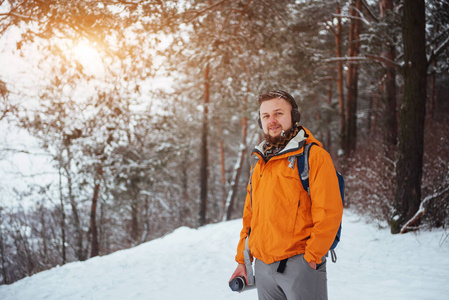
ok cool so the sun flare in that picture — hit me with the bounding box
[70,41,104,77]
[72,42,99,59]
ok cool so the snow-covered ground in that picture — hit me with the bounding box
[1,210,448,300]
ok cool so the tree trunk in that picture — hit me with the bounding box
[428,20,441,120]
[372,79,382,133]
[429,67,436,119]
[131,199,139,245]
[130,178,140,245]
[223,146,247,221]
[198,63,210,227]
[314,93,322,141]
[345,0,361,156]
[391,0,427,234]
[334,3,346,153]
[368,96,373,135]
[64,146,85,260]
[382,53,398,148]
[66,167,85,261]
[58,167,66,264]
[0,218,8,284]
[326,79,332,150]
[89,165,102,257]
[180,149,190,222]
[223,96,248,221]
[218,126,227,215]
[380,0,398,157]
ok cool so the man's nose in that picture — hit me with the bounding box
[268,116,278,124]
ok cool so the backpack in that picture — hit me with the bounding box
[294,142,344,263]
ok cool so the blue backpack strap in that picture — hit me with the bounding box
[297,142,343,263]
[330,171,345,250]
[297,142,316,195]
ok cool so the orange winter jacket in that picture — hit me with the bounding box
[235,127,343,265]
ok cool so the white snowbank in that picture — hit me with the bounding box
[1,210,448,300]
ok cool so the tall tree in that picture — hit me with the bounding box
[345,0,362,155]
[380,0,398,155]
[334,3,346,153]
[223,95,249,221]
[198,63,210,227]
[0,208,8,284]
[391,0,427,234]
[89,163,102,257]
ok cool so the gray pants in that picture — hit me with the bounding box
[254,254,328,300]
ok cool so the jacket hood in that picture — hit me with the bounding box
[253,126,322,159]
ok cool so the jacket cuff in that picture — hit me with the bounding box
[304,251,322,264]
[235,256,245,265]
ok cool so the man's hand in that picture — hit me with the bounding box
[229,263,248,284]
[308,261,317,270]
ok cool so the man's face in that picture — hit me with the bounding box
[259,98,293,138]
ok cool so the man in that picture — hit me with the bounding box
[229,90,343,300]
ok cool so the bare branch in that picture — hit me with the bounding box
[428,34,449,67]
[181,0,230,23]
[0,12,38,21]
[324,54,402,69]
[234,0,252,35]
[324,56,369,63]
[360,0,379,23]
[0,110,8,121]
[325,20,337,36]
[427,27,449,48]
[332,13,369,26]
[400,185,449,234]
[0,148,52,156]
[365,54,401,68]
[259,0,287,27]
[116,0,142,5]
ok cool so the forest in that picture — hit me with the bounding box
[0,0,448,285]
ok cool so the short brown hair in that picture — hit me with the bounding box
[257,90,298,110]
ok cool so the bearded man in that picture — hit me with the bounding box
[229,90,343,300]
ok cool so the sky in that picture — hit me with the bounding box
[1,209,448,300]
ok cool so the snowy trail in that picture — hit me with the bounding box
[1,210,448,300]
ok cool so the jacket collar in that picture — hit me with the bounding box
[253,127,307,160]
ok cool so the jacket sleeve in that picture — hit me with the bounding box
[235,175,253,264]
[304,146,344,264]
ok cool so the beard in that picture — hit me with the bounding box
[264,125,298,148]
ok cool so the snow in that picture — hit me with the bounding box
[1,210,449,300]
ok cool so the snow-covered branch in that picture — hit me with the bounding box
[259,0,287,27]
[0,12,39,22]
[324,56,369,63]
[324,54,401,69]
[428,34,449,67]
[181,0,230,23]
[332,13,370,26]
[360,0,379,23]
[365,54,401,69]
[140,190,171,212]
[400,185,449,234]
